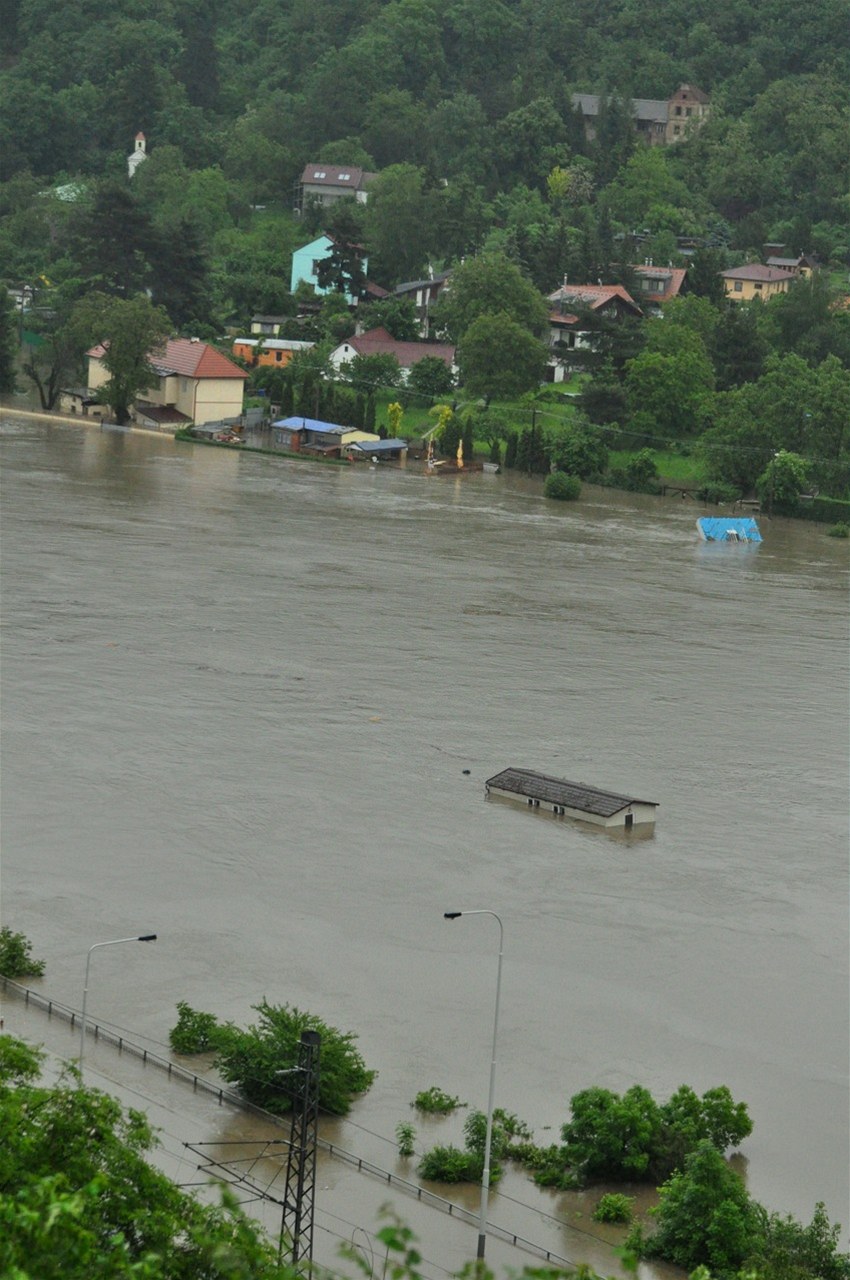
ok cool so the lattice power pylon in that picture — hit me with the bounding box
[279,1029,321,1274]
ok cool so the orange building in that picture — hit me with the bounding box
[232,337,315,368]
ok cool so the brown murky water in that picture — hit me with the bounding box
[2,415,848,1270]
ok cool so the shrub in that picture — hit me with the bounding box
[592,1193,634,1224]
[417,1145,482,1183]
[544,471,581,501]
[396,1122,416,1157]
[413,1086,463,1114]
[697,481,740,505]
[624,448,660,492]
[827,522,849,537]
[0,928,45,979]
[169,1001,222,1054]
[213,1000,376,1116]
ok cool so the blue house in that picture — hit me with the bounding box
[290,235,368,304]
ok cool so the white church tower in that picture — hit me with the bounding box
[128,132,147,179]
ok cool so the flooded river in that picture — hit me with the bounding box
[1,415,848,1268]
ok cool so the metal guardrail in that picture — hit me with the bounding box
[1,977,574,1270]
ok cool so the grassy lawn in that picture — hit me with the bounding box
[609,447,707,485]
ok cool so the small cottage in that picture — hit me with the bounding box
[485,768,658,829]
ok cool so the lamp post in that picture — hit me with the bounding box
[79,934,157,1083]
[444,909,503,1262]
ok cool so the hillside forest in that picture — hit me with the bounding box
[1,0,849,511]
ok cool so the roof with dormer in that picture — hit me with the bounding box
[299,164,377,192]
[548,283,643,316]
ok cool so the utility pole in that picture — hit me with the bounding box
[279,1030,321,1275]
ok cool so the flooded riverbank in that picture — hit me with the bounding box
[1,414,847,1261]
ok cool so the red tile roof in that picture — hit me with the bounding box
[341,327,456,368]
[631,264,687,302]
[88,338,247,380]
[548,283,642,315]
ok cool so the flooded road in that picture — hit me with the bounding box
[2,416,848,1263]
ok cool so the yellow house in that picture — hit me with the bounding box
[720,265,792,303]
[87,337,247,427]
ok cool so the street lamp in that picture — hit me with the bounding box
[79,934,157,1083]
[443,909,503,1262]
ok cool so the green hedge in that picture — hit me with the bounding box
[797,495,850,524]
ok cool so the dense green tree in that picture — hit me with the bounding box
[71,293,171,423]
[0,1035,298,1279]
[625,343,715,436]
[407,355,455,400]
[68,183,155,297]
[20,307,82,409]
[359,296,420,341]
[344,351,402,393]
[457,312,547,398]
[364,164,437,286]
[150,218,213,329]
[0,288,18,392]
[686,248,728,305]
[637,1141,761,1274]
[434,252,548,342]
[760,274,848,365]
[712,303,769,389]
[548,418,609,479]
[757,449,811,515]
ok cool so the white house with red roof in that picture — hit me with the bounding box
[546,283,643,381]
[327,327,457,382]
[87,337,247,428]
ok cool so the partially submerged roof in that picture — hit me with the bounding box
[697,517,762,543]
[486,768,656,817]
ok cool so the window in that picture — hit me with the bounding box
[675,105,682,116]
[734,282,743,292]
[312,259,320,273]
[754,282,762,290]
[686,107,693,117]
[181,377,189,391]
[673,125,680,135]
[275,351,282,362]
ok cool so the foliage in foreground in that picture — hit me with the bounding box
[628,1141,850,1280]
[170,999,376,1116]
[0,927,45,978]
[0,1036,297,1280]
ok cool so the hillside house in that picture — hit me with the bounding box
[86,337,247,428]
[572,83,709,146]
[630,264,687,314]
[765,254,817,278]
[393,270,451,337]
[298,164,376,210]
[250,315,289,337]
[546,283,642,380]
[328,327,456,381]
[720,265,793,303]
[290,234,368,303]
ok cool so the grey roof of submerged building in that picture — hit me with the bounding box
[485,768,657,816]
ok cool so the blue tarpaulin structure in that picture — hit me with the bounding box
[696,517,762,543]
